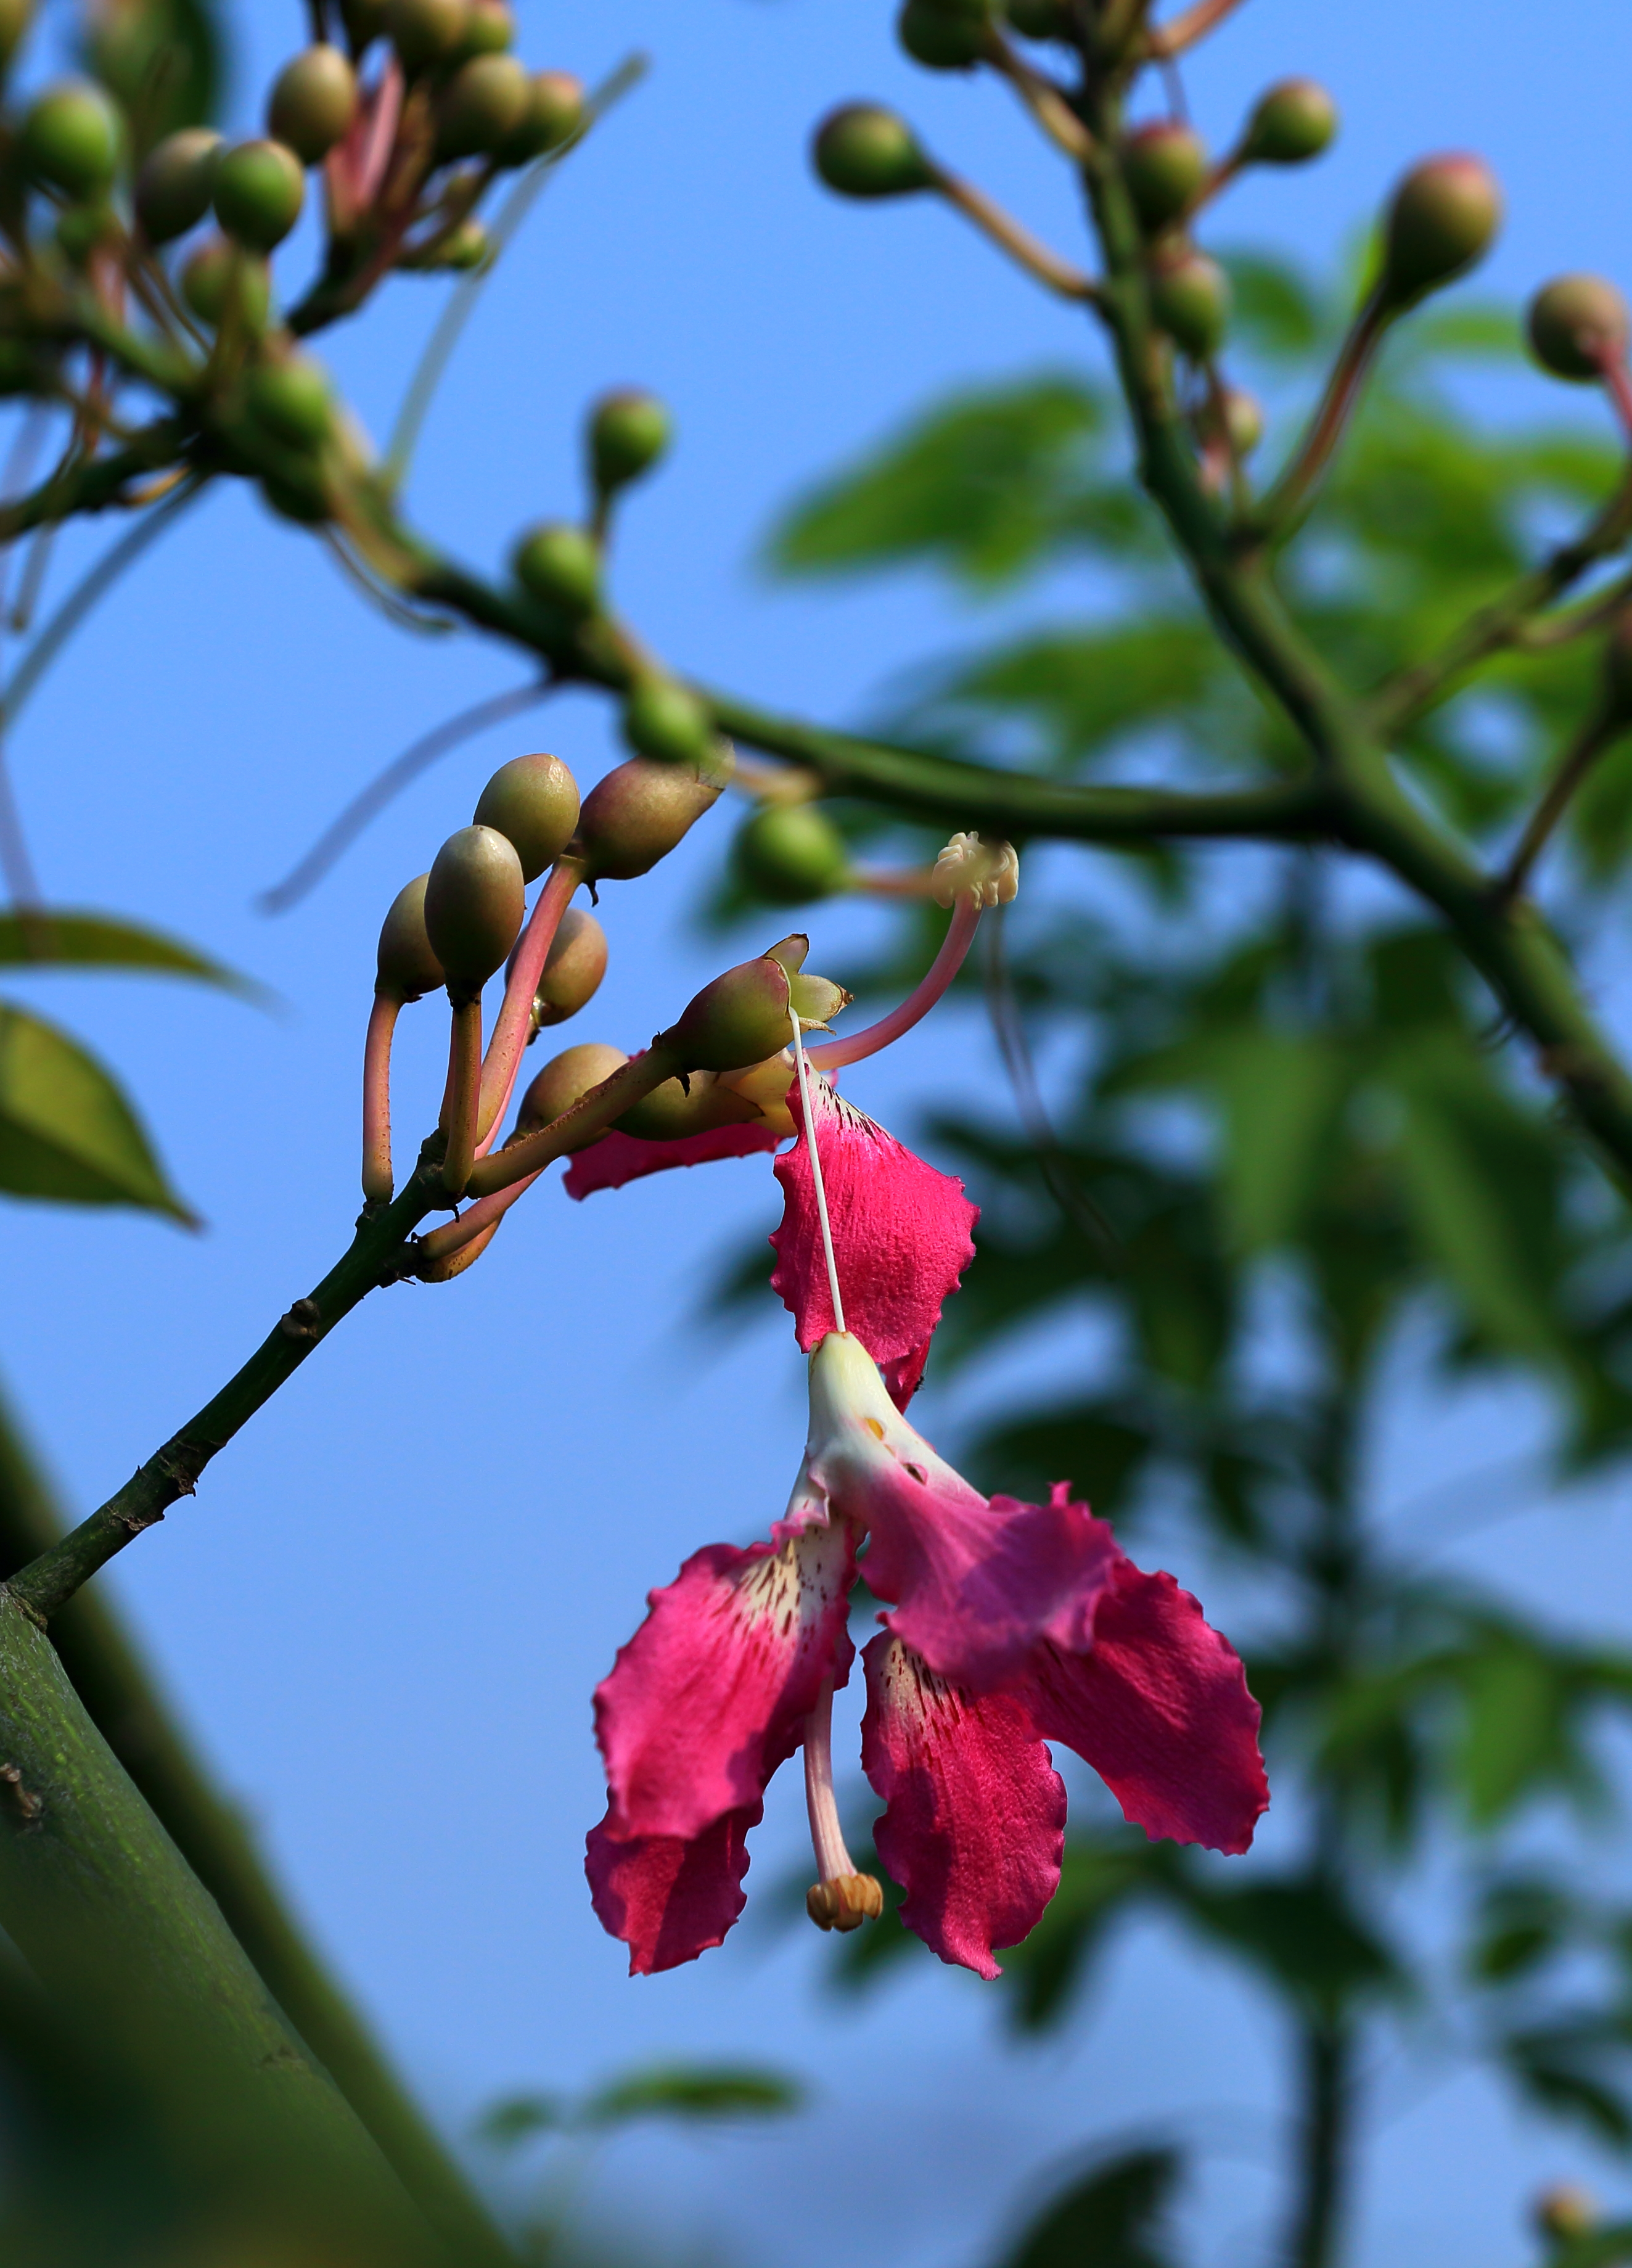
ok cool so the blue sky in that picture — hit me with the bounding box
[3,1,1632,2263]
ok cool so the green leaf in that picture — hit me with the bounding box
[1456,1641,1567,1825]
[1219,251,1331,362]
[0,1004,194,1220]
[0,910,260,998]
[999,2148,1181,2268]
[578,2063,803,2129]
[474,2092,565,2149]
[1179,1876,1404,2016]
[1212,1029,1351,1252]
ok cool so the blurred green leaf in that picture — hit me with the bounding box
[578,2064,803,2128]
[0,1005,194,1220]
[0,910,260,997]
[474,2092,566,2150]
[83,0,226,155]
[998,2147,1181,2268]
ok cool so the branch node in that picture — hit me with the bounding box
[279,1297,324,1343]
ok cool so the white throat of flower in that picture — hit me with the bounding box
[789,1006,847,1336]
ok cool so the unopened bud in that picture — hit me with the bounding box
[1149,246,1230,359]
[931,831,1019,907]
[512,522,600,616]
[1197,383,1263,457]
[473,750,580,882]
[214,139,306,251]
[1380,153,1501,307]
[573,754,729,883]
[666,937,848,1073]
[897,0,987,72]
[268,46,357,164]
[615,1067,760,1141]
[21,81,119,202]
[1240,78,1337,167]
[387,0,466,73]
[375,873,445,1001]
[247,353,333,448]
[589,387,671,495]
[437,219,488,269]
[135,126,222,241]
[1533,2185,1597,2241]
[181,237,271,331]
[1527,274,1632,383]
[436,52,528,160]
[532,905,606,1027]
[622,679,715,768]
[496,68,582,163]
[458,0,513,54]
[1123,121,1207,231]
[423,823,525,997]
[813,103,933,199]
[806,1873,885,1931]
[517,1041,627,1142]
[734,803,850,904]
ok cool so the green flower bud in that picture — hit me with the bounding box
[423,823,525,996]
[1534,2188,1599,2243]
[734,803,850,904]
[1527,274,1632,382]
[897,0,986,71]
[1380,153,1501,307]
[666,937,847,1074]
[1240,78,1337,166]
[387,0,467,73]
[1197,383,1263,458]
[20,81,120,202]
[268,46,358,165]
[517,1040,627,1142]
[574,754,730,883]
[375,873,444,1000]
[181,237,271,331]
[246,352,333,448]
[214,139,306,251]
[433,218,489,269]
[473,750,581,881]
[1149,247,1230,359]
[533,905,606,1027]
[0,0,36,73]
[436,52,528,160]
[622,679,714,768]
[588,387,670,495]
[339,0,388,50]
[458,0,514,52]
[1004,0,1070,35]
[512,521,600,616]
[615,1066,758,1141]
[1123,121,1207,229]
[495,68,583,163]
[813,103,933,199]
[134,126,221,241]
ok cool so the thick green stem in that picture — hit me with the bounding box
[1286,2018,1351,2268]
[0,1386,521,2268]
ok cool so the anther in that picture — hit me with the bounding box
[805,1873,885,1933]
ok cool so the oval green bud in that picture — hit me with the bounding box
[473,750,581,882]
[20,81,119,202]
[375,873,444,1000]
[424,823,525,996]
[134,126,221,242]
[1527,274,1632,383]
[1123,121,1207,229]
[668,952,795,1074]
[268,46,358,165]
[622,679,714,768]
[588,387,670,495]
[1149,247,1230,359]
[1381,152,1501,306]
[574,754,729,883]
[181,237,271,330]
[214,138,306,251]
[495,68,583,163]
[813,102,932,199]
[387,0,466,72]
[517,1040,627,1143]
[246,353,333,448]
[436,51,528,160]
[458,0,514,52]
[734,803,850,904]
[1241,77,1337,166]
[615,1067,757,1141]
[511,521,600,616]
[898,0,986,70]
[533,905,607,1027]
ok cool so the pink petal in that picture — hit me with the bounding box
[1025,1550,1268,1856]
[586,1804,758,1974]
[771,1079,976,1410]
[806,1336,1121,1691]
[564,1121,781,1199]
[593,1521,856,1843]
[861,1632,1064,1980]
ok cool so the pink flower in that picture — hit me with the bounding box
[586,1331,1268,1979]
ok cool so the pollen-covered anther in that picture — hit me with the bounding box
[805,1872,885,1933]
[930,832,1020,910]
